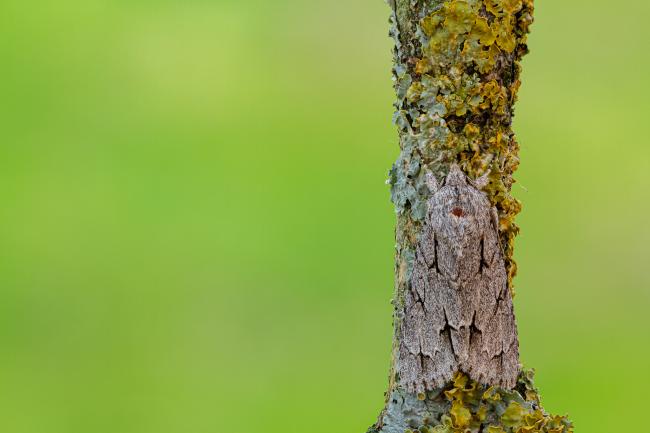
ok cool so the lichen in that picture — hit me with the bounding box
[389,0,535,295]
[371,3,572,432]
[390,370,573,433]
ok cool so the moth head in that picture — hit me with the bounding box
[445,164,467,187]
[445,164,490,191]
[445,166,473,222]
[443,165,488,223]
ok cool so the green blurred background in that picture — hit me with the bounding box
[0,0,648,432]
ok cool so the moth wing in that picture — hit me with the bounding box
[400,226,458,393]
[464,220,520,388]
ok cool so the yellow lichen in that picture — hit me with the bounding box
[485,0,523,16]
[471,16,496,46]
[474,80,508,115]
[394,0,536,320]
[502,401,526,427]
[444,0,476,35]
[421,14,444,37]
[407,81,425,103]
[387,5,574,433]
[484,0,502,16]
[406,372,573,433]
[482,386,502,401]
[501,0,524,14]
[450,400,472,428]
[462,39,501,73]
[510,79,522,103]
[495,17,517,53]
[416,58,432,75]
[429,29,453,56]
[463,123,480,139]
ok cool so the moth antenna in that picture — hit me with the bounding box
[475,171,491,190]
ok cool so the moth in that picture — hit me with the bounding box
[399,165,520,393]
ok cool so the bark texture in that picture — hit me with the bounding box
[368,1,573,432]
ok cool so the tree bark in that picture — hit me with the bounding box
[368,1,573,432]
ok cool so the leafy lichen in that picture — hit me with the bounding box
[389,0,535,295]
[373,2,572,432]
[385,371,573,433]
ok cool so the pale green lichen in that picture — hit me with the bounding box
[393,371,573,433]
[371,370,572,433]
[389,0,535,293]
[374,2,573,432]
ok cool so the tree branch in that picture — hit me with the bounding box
[368,1,573,431]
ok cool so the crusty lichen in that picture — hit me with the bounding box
[370,1,573,432]
[389,0,535,296]
[371,370,572,433]
[401,371,573,433]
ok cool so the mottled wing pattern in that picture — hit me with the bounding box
[398,166,520,394]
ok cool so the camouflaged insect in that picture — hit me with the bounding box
[398,165,520,393]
